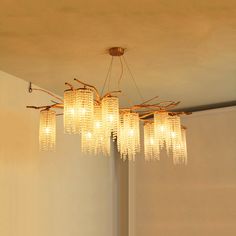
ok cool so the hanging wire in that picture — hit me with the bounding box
[122,55,145,103]
[118,56,124,90]
[101,56,114,96]
[107,57,114,92]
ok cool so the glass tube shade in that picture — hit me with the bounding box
[102,96,119,140]
[39,109,56,151]
[118,111,140,161]
[144,122,160,161]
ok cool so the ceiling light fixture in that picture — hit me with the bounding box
[27,47,190,164]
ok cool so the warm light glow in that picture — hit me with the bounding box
[80,104,110,156]
[64,89,80,134]
[77,88,94,133]
[168,116,187,165]
[39,109,56,151]
[172,128,188,165]
[118,111,140,161]
[154,111,171,151]
[28,48,190,164]
[102,96,119,140]
[81,131,93,154]
[144,122,160,161]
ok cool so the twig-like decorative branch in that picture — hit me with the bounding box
[74,78,101,101]
[26,103,64,110]
[30,88,64,103]
[65,82,74,90]
[140,96,159,105]
[101,90,122,99]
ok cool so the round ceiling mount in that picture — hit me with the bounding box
[108,47,125,56]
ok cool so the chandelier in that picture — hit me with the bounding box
[27,47,190,164]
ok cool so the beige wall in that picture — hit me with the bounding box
[129,107,236,236]
[0,71,114,236]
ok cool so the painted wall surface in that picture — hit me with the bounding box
[0,71,114,236]
[129,107,236,236]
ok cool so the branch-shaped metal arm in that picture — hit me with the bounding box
[30,88,64,103]
[101,90,122,99]
[74,78,100,101]
[65,82,74,90]
[140,96,159,105]
[26,103,64,110]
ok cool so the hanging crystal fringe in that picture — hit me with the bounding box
[77,88,94,133]
[144,122,160,161]
[39,109,56,151]
[93,104,110,155]
[181,128,188,165]
[80,104,110,156]
[118,111,140,161]
[102,96,119,140]
[81,130,94,154]
[64,89,80,134]
[171,127,188,165]
[168,116,187,165]
[154,112,171,151]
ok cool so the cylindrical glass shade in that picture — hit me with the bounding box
[64,89,80,134]
[81,104,110,156]
[181,128,188,165]
[64,88,94,134]
[144,122,160,161]
[77,88,94,133]
[118,111,140,161]
[92,104,110,156]
[81,131,94,154]
[154,111,171,151]
[168,115,186,164]
[102,96,119,140]
[39,109,56,151]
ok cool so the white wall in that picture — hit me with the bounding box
[129,107,236,236]
[0,71,114,236]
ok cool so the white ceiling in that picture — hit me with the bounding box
[0,0,236,109]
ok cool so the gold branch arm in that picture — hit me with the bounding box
[26,103,64,110]
[65,82,74,90]
[101,90,122,99]
[30,88,64,103]
[74,78,101,101]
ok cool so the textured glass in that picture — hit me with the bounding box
[81,104,110,156]
[118,111,140,161]
[64,89,80,134]
[172,127,188,165]
[102,96,119,140]
[39,109,56,151]
[77,88,94,133]
[154,112,172,151]
[144,122,160,161]
[168,116,187,165]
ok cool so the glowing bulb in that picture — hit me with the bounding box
[160,125,165,132]
[171,132,176,138]
[80,108,86,115]
[108,115,114,122]
[44,127,51,134]
[128,129,134,137]
[150,138,154,145]
[95,121,101,128]
[86,132,92,139]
